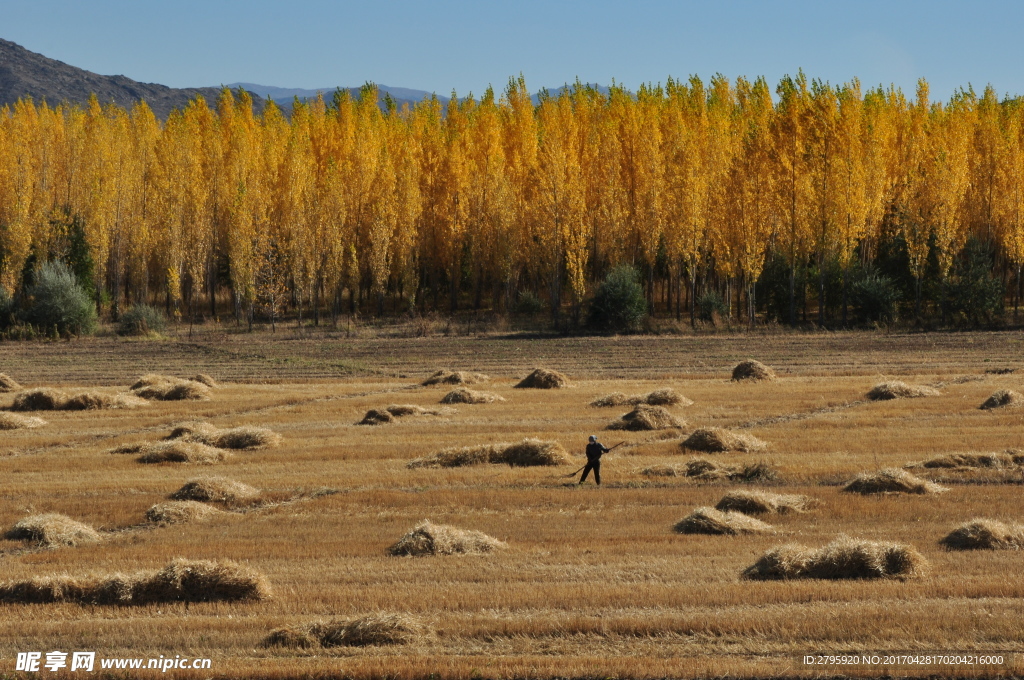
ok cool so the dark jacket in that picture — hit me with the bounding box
[585,442,609,462]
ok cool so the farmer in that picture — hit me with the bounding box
[580,435,609,485]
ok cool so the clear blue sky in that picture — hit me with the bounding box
[5,0,1024,101]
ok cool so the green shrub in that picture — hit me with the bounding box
[697,289,728,323]
[117,304,166,336]
[941,238,1003,326]
[0,288,15,330]
[23,261,97,336]
[513,290,544,315]
[587,265,647,332]
[850,272,902,324]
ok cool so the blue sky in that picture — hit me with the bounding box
[5,0,1024,101]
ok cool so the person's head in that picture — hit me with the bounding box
[588,435,597,443]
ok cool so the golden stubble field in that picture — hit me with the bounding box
[1,329,1024,678]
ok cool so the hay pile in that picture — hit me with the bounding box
[591,388,692,407]
[0,558,270,604]
[170,477,260,503]
[742,536,928,580]
[608,404,685,431]
[0,373,22,392]
[5,514,101,547]
[867,381,940,400]
[681,428,767,453]
[917,451,1024,469]
[11,388,146,411]
[358,404,441,425]
[440,388,504,404]
[0,412,47,430]
[423,370,490,386]
[941,519,1024,550]
[388,520,505,556]
[168,422,281,449]
[145,501,221,525]
[136,441,229,465]
[266,613,423,648]
[133,380,211,401]
[980,389,1024,410]
[843,468,948,495]
[715,490,812,515]
[409,438,569,468]
[640,459,777,482]
[732,360,776,382]
[192,374,218,387]
[514,368,569,389]
[673,507,774,535]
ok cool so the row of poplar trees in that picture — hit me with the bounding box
[1,73,1023,328]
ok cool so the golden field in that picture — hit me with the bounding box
[1,328,1023,678]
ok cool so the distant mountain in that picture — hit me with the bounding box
[0,38,262,118]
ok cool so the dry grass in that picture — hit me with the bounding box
[979,388,1024,409]
[409,438,569,468]
[388,520,505,556]
[11,388,146,411]
[440,387,504,404]
[715,490,813,514]
[607,404,685,431]
[133,379,211,401]
[145,501,222,525]
[843,467,948,495]
[941,519,1024,550]
[0,412,47,429]
[358,404,442,425]
[170,477,260,503]
[681,427,767,453]
[191,373,218,387]
[422,369,490,386]
[266,613,423,648]
[915,451,1024,469]
[743,537,929,580]
[731,359,776,381]
[136,441,230,464]
[168,421,282,449]
[867,380,941,400]
[673,507,774,535]
[640,459,777,483]
[591,388,691,407]
[514,367,569,388]
[0,372,22,392]
[5,513,101,547]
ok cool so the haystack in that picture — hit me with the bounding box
[590,392,631,407]
[137,441,229,464]
[867,381,940,400]
[133,379,211,401]
[130,374,174,390]
[980,389,1024,410]
[0,373,22,392]
[0,412,47,430]
[191,374,218,387]
[608,404,684,431]
[843,468,948,495]
[941,519,1024,550]
[673,507,773,535]
[358,409,395,425]
[266,613,423,648]
[732,360,776,382]
[591,388,691,407]
[715,490,812,515]
[514,368,569,389]
[170,477,260,503]
[5,513,101,547]
[11,388,145,411]
[145,501,221,525]
[423,370,490,386]
[408,438,569,468]
[358,404,440,425]
[168,422,281,449]
[639,459,776,482]
[681,428,767,453]
[388,520,505,556]
[918,452,1024,469]
[408,444,498,468]
[440,388,504,404]
[742,536,928,580]
[11,388,66,411]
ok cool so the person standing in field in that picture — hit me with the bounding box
[580,435,609,485]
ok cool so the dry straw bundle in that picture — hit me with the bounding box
[0,412,47,430]
[133,380,211,401]
[941,519,1024,550]
[388,520,505,556]
[170,477,260,503]
[145,501,222,525]
[608,404,685,431]
[640,459,777,483]
[0,373,22,392]
[715,490,812,515]
[358,404,441,425]
[591,388,692,408]
[742,536,928,580]
[731,360,776,382]
[11,388,146,411]
[136,441,229,465]
[681,428,767,453]
[917,451,1024,469]
[673,507,774,535]
[867,381,940,400]
[408,438,569,468]
[168,422,281,449]
[191,374,218,387]
[5,513,101,547]
[514,368,569,389]
[980,389,1024,410]
[266,613,424,648]
[843,468,948,495]
[423,369,490,386]
[440,388,504,404]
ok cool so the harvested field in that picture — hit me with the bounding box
[515,367,569,388]
[980,388,1024,409]
[743,537,928,580]
[941,519,1024,550]
[170,477,260,503]
[266,613,423,648]
[673,507,773,535]
[168,422,282,449]
[5,513,101,547]
[0,412,46,430]
[843,468,948,495]
[422,369,489,386]
[607,404,685,431]
[731,359,776,381]
[867,380,941,400]
[145,501,222,524]
[440,387,504,404]
[681,427,767,453]
[409,438,570,468]
[0,373,22,392]
[714,490,812,514]
[388,520,505,556]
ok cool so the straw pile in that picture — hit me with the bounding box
[715,490,812,515]
[170,477,260,503]
[408,444,498,468]
[608,404,685,431]
[358,404,441,425]
[440,388,504,404]
[941,519,1024,550]
[266,613,423,648]
[388,520,505,556]
[145,501,221,525]
[137,441,229,464]
[0,373,22,392]
[742,536,928,580]
[867,381,940,400]
[0,412,47,430]
[423,370,490,386]
[732,360,776,382]
[843,468,948,495]
[681,428,767,453]
[640,459,777,483]
[591,388,692,407]
[917,451,1024,469]
[673,507,774,535]
[191,374,218,387]
[168,422,281,449]
[5,514,101,547]
[133,379,211,401]
[11,388,146,411]
[409,438,570,468]
[515,368,569,389]
[980,389,1024,410]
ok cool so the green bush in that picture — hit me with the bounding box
[23,261,97,336]
[850,272,902,324]
[697,289,728,323]
[587,265,647,332]
[513,290,544,315]
[0,287,15,330]
[941,238,1003,326]
[117,304,166,336]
